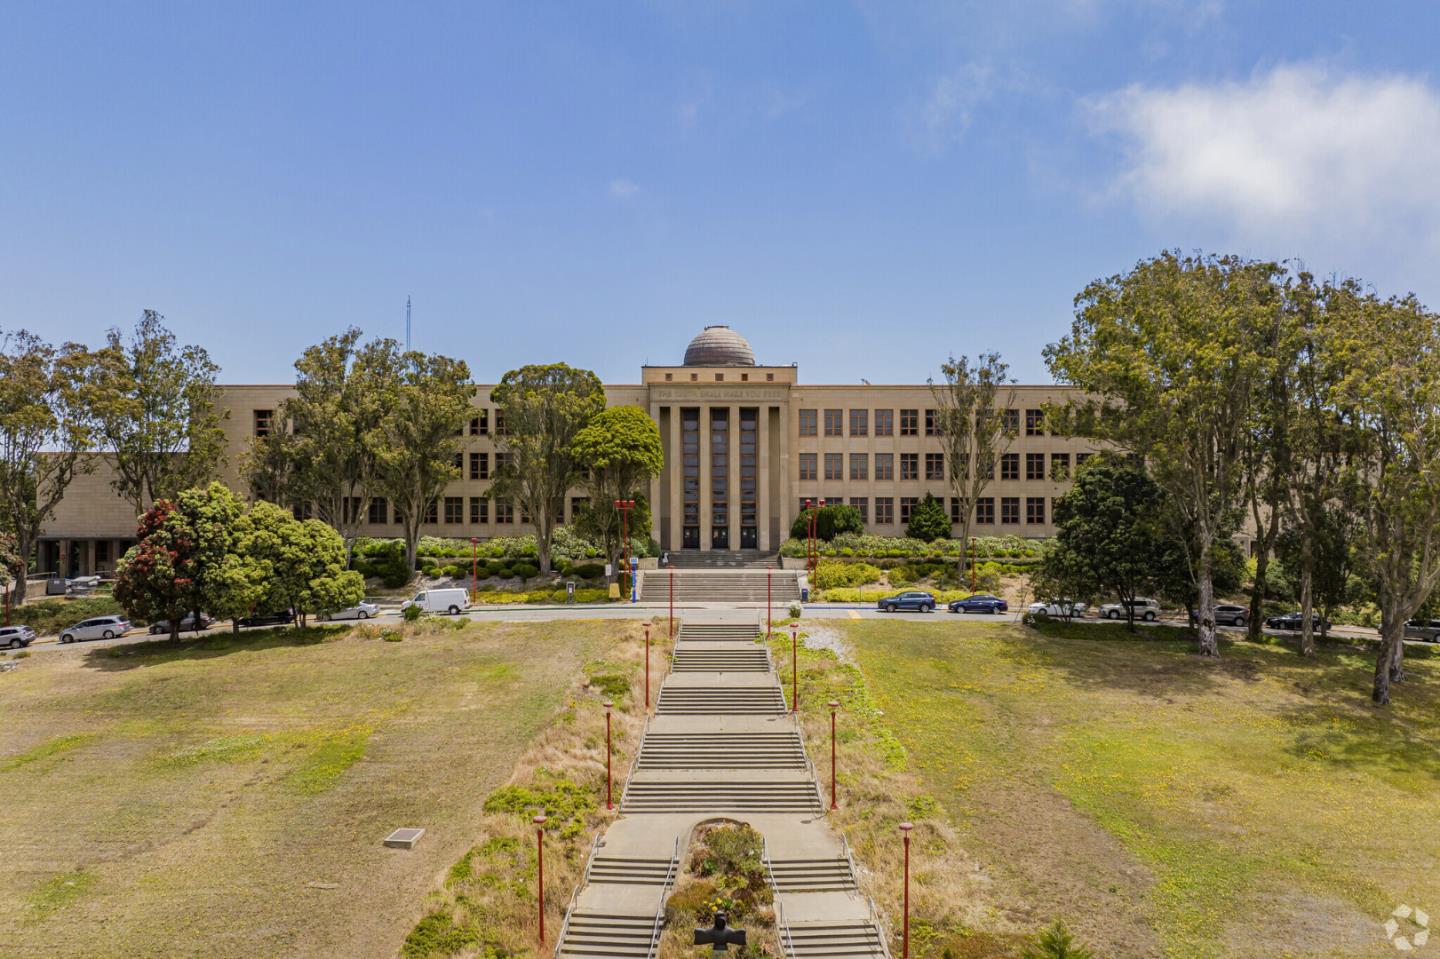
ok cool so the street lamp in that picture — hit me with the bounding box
[614,499,635,603]
[603,699,614,811]
[828,699,840,811]
[900,821,914,959]
[534,814,549,944]
[470,537,479,604]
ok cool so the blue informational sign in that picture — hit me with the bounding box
[629,557,639,604]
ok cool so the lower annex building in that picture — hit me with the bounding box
[37,326,1099,577]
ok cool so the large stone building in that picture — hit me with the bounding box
[37,326,1097,576]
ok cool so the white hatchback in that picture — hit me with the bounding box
[320,600,381,621]
[59,615,133,643]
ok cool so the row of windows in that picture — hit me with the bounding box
[797,451,1088,482]
[801,496,1050,526]
[359,495,596,527]
[253,408,510,439]
[797,407,1050,438]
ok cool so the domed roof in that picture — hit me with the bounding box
[683,325,756,367]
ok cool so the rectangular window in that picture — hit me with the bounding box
[424,499,439,524]
[823,409,843,437]
[1026,452,1045,481]
[495,500,514,524]
[452,452,463,471]
[949,497,962,523]
[495,411,508,436]
[1027,496,1046,525]
[799,452,817,481]
[850,453,868,480]
[495,451,511,473]
[1001,497,1020,525]
[849,497,869,523]
[925,452,945,481]
[470,496,487,524]
[470,411,488,436]
[1002,408,1020,433]
[976,497,995,525]
[874,409,894,436]
[925,409,940,436]
[824,452,843,481]
[1026,408,1044,436]
[875,497,895,525]
[849,409,868,436]
[900,408,918,436]
[1001,453,1020,481]
[1076,452,1092,469]
[799,409,818,436]
[367,497,388,525]
[1051,452,1071,480]
[900,453,919,480]
[253,409,274,437]
[469,452,483,480]
[444,497,463,524]
[740,408,758,537]
[874,453,894,480]
[900,496,918,524]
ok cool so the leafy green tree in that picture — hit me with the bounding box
[1041,458,1162,632]
[225,501,364,627]
[369,351,475,574]
[490,363,605,574]
[1276,506,1355,643]
[0,330,98,602]
[1046,252,1282,657]
[570,406,664,583]
[87,310,228,516]
[930,353,1016,577]
[905,492,951,542]
[0,531,19,597]
[113,483,245,641]
[789,503,865,541]
[1325,285,1440,704]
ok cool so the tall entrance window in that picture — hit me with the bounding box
[710,408,729,549]
[740,408,758,548]
[682,408,700,549]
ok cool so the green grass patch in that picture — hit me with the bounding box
[281,725,372,795]
[27,869,99,919]
[3,733,97,772]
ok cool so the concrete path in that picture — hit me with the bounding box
[555,610,891,958]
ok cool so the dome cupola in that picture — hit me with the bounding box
[683,325,755,367]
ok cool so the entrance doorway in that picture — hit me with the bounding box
[683,526,700,549]
[740,526,757,549]
[712,526,729,549]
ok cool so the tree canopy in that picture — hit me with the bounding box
[571,405,664,581]
[930,352,1015,570]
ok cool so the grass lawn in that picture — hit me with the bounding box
[0,617,637,959]
[828,619,1439,958]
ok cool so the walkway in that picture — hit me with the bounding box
[555,611,890,958]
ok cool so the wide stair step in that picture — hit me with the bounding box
[672,648,771,672]
[586,856,675,886]
[557,913,657,958]
[638,732,806,769]
[785,922,888,958]
[768,857,858,892]
[667,550,780,569]
[657,686,787,715]
[639,569,801,603]
[622,781,821,813]
[677,624,761,643]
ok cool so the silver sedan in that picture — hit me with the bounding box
[319,600,381,621]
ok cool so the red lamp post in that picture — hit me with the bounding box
[828,699,840,811]
[789,624,799,713]
[603,700,614,811]
[614,499,635,602]
[534,814,549,944]
[900,821,914,959]
[470,536,479,604]
[643,623,651,710]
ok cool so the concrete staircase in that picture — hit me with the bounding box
[671,646,771,672]
[768,857,860,892]
[784,922,889,957]
[656,686,788,714]
[666,550,781,569]
[556,913,659,958]
[621,781,823,814]
[637,732,807,770]
[637,568,801,603]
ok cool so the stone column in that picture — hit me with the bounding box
[699,406,713,550]
[757,407,770,551]
[728,406,741,550]
[84,540,96,576]
[668,406,682,551]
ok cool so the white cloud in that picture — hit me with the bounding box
[1084,64,1440,247]
[608,178,641,200]
[910,61,996,154]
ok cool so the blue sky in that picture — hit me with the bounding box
[4,1,1439,384]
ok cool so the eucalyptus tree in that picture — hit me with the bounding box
[1045,252,1282,657]
[570,405,664,584]
[490,363,605,575]
[0,330,97,602]
[929,353,1016,578]
[87,310,227,516]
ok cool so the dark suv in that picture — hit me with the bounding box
[877,591,937,613]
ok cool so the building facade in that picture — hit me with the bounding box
[38,326,1098,576]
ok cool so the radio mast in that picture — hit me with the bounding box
[405,296,412,351]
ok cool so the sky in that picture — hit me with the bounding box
[4,1,1439,385]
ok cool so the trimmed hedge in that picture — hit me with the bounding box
[780,533,1047,561]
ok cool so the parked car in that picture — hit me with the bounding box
[1188,604,1249,628]
[1027,600,1086,618]
[0,625,37,649]
[236,609,296,629]
[1404,619,1440,642]
[949,594,1009,614]
[1265,611,1327,631]
[1099,598,1161,621]
[59,615,132,644]
[149,613,213,635]
[401,588,471,615]
[876,591,937,613]
[320,600,381,621]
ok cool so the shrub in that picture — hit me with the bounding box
[789,503,865,541]
[402,604,422,622]
[569,563,605,580]
[905,493,951,542]
[814,560,883,590]
[510,562,539,580]
[788,602,803,618]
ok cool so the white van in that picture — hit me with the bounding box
[401,588,471,615]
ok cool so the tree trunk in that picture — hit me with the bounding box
[1298,566,1315,657]
[1195,545,1220,657]
[12,530,32,604]
[1389,633,1405,685]
[1247,529,1274,642]
[1373,620,1401,705]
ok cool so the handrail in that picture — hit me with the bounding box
[867,894,894,958]
[762,837,795,959]
[619,714,651,808]
[553,831,603,952]
[791,713,825,811]
[644,835,681,959]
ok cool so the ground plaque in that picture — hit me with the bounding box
[383,827,425,849]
